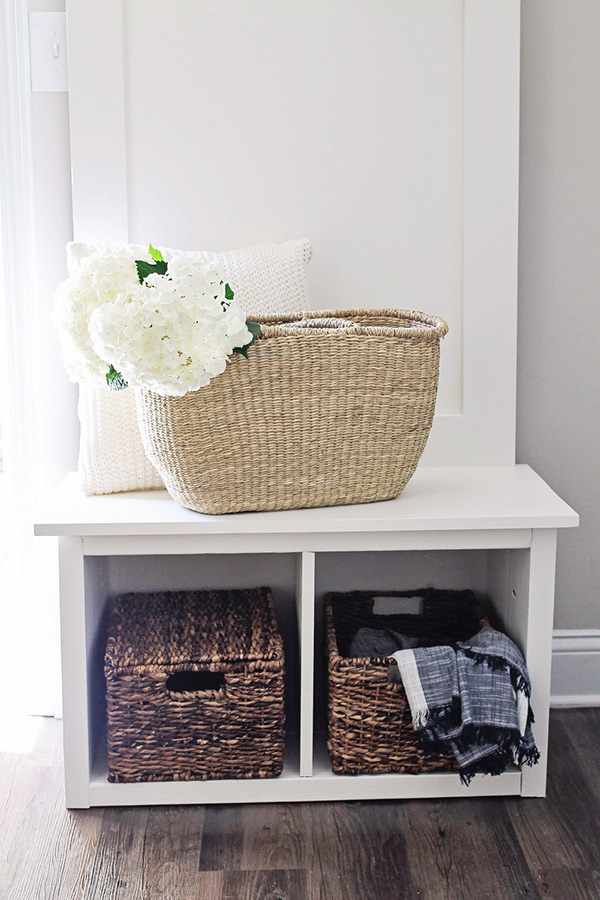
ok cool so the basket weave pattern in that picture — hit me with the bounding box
[105,588,285,783]
[136,309,448,515]
[326,589,481,775]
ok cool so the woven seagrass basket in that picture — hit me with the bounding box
[104,587,285,783]
[135,308,448,515]
[326,589,481,775]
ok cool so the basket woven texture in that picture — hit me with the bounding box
[326,589,481,775]
[136,308,448,515]
[104,587,285,783]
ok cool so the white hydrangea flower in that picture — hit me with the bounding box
[52,247,148,383]
[89,257,252,396]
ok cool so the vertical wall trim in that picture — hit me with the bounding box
[66,0,128,241]
[461,0,520,465]
[418,0,522,466]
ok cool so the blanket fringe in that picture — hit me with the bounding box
[460,752,509,784]
[519,744,541,767]
[419,721,540,776]
[512,671,531,698]
[420,724,516,754]
[458,741,540,785]
[459,749,513,785]
[414,695,462,735]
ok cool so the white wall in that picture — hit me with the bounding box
[518,0,600,629]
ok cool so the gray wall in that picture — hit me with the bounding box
[518,0,600,629]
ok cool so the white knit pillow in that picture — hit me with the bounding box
[68,239,312,494]
[77,383,164,495]
[67,239,312,316]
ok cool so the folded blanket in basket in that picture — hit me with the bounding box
[349,627,421,658]
[391,624,540,784]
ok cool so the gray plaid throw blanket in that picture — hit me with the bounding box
[391,624,540,784]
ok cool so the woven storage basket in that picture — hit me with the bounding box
[326,589,481,775]
[104,587,285,783]
[135,308,448,515]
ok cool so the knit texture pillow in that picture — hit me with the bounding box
[67,239,312,316]
[77,383,164,495]
[69,239,313,494]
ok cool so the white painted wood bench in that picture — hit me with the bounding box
[35,464,578,808]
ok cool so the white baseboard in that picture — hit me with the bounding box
[550,629,600,707]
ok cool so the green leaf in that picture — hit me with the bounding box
[136,258,168,284]
[224,283,234,301]
[106,365,128,391]
[148,243,165,262]
[246,321,261,341]
[232,321,260,359]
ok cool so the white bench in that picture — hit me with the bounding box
[35,465,578,808]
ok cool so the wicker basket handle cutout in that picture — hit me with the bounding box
[166,670,227,700]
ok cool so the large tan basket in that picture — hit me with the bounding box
[326,589,481,775]
[136,309,448,514]
[105,587,285,783]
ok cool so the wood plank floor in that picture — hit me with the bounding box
[0,709,598,900]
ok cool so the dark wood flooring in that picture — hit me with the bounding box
[0,709,599,900]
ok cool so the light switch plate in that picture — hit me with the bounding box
[29,12,68,93]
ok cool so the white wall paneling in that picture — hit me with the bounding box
[65,0,128,241]
[65,0,521,468]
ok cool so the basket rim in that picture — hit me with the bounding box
[324,588,482,668]
[251,308,449,340]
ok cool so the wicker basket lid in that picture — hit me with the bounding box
[105,587,282,672]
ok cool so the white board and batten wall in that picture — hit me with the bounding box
[62,1,591,706]
[66,0,521,469]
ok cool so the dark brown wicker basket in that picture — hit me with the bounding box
[104,587,285,783]
[326,589,481,775]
